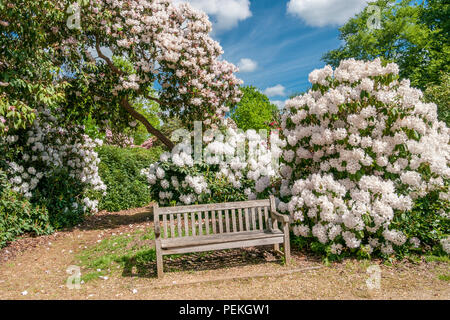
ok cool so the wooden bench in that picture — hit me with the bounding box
[153,196,290,278]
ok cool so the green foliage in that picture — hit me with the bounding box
[152,117,185,148]
[0,171,52,248]
[231,86,279,131]
[0,0,68,135]
[424,72,450,126]
[31,168,87,230]
[97,145,163,212]
[392,189,450,257]
[322,0,450,123]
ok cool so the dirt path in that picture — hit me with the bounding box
[0,207,448,300]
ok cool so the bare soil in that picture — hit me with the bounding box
[0,206,448,300]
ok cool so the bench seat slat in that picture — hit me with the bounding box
[161,230,284,250]
[162,237,284,255]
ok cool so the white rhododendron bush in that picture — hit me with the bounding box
[142,127,284,206]
[1,109,106,227]
[278,59,449,257]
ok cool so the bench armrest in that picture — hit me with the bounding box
[269,195,290,226]
[271,210,290,224]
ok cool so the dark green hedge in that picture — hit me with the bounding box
[97,146,163,212]
[0,171,53,248]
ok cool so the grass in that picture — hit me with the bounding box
[438,274,450,281]
[75,227,221,282]
[76,229,157,282]
[425,255,450,263]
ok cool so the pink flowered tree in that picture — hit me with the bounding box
[58,0,242,149]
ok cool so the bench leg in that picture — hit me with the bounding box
[274,243,280,252]
[155,240,164,278]
[283,224,291,266]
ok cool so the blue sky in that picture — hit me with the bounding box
[181,0,371,107]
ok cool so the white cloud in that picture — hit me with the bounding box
[237,58,258,73]
[264,84,286,97]
[179,0,252,32]
[287,0,369,27]
[271,100,286,109]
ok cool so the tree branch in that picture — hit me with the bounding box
[95,36,124,76]
[119,97,174,150]
[94,35,175,149]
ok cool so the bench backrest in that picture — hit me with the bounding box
[154,199,275,239]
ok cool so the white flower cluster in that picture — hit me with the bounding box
[2,109,106,214]
[142,127,284,205]
[204,128,283,198]
[141,144,210,205]
[280,59,449,255]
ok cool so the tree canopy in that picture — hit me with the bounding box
[322,0,449,124]
[230,86,279,131]
[1,0,243,149]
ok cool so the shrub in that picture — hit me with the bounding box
[2,109,106,228]
[278,58,449,259]
[141,128,283,206]
[97,145,163,212]
[0,171,52,248]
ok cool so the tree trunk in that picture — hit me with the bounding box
[119,97,175,150]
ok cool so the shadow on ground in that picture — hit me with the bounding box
[74,206,155,232]
[120,246,285,279]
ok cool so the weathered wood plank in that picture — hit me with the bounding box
[158,199,271,215]
[162,214,168,239]
[211,210,217,234]
[238,208,244,232]
[191,212,196,236]
[169,214,175,238]
[177,214,182,238]
[205,211,210,235]
[184,213,189,237]
[225,210,230,233]
[162,237,284,255]
[231,209,237,233]
[251,207,257,231]
[244,208,250,232]
[198,211,203,236]
[161,230,284,248]
[218,210,224,234]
